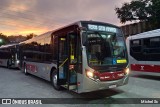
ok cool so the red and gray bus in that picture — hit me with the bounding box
[19,21,129,93]
[126,29,160,74]
[0,44,20,68]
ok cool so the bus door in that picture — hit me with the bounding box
[57,36,68,86]
[57,33,78,90]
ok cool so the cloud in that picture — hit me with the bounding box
[0,0,131,35]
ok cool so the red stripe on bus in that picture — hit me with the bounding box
[131,64,160,73]
[94,71,125,81]
[26,64,37,72]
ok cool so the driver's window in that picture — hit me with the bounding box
[59,37,67,61]
[88,44,101,65]
[112,37,125,57]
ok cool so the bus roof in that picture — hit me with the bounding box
[19,31,53,44]
[0,43,18,49]
[127,29,160,40]
[52,20,120,33]
[19,20,121,44]
[80,20,120,28]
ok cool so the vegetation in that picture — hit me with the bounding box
[115,0,160,28]
[0,33,37,46]
[0,33,9,46]
[26,33,37,40]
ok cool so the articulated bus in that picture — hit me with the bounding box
[19,21,129,93]
[126,29,160,74]
[0,44,20,68]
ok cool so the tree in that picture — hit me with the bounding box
[150,0,160,27]
[0,33,9,46]
[26,33,37,40]
[115,0,160,28]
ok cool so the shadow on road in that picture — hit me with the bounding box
[80,89,123,98]
[0,66,19,70]
[63,89,125,104]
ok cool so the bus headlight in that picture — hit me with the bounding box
[16,60,20,64]
[124,67,130,75]
[85,69,100,81]
[86,70,94,78]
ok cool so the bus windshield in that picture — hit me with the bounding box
[85,31,127,66]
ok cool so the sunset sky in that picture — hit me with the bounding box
[0,0,131,36]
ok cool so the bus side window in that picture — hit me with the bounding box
[44,37,53,62]
[59,37,67,61]
[53,36,58,60]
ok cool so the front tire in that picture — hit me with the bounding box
[51,70,61,90]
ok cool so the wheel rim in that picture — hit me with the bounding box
[53,74,58,88]
[24,66,27,74]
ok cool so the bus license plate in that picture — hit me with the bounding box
[109,85,117,88]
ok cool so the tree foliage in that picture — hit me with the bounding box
[0,33,37,46]
[26,33,37,40]
[115,0,160,28]
[0,33,9,46]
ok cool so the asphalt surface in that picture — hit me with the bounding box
[0,67,160,107]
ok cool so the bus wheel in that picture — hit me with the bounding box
[24,64,28,75]
[51,70,61,90]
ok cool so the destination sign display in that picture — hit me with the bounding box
[88,24,117,33]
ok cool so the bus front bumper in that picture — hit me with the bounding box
[79,75,129,93]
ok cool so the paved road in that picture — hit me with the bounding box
[0,67,160,107]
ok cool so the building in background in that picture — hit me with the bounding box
[121,21,156,38]
[8,35,27,43]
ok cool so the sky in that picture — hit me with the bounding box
[0,0,131,36]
